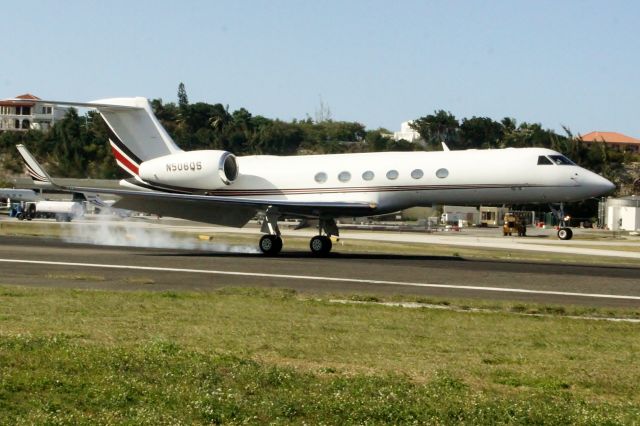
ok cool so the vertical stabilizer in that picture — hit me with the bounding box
[91,97,182,176]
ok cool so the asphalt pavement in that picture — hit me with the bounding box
[1,235,639,308]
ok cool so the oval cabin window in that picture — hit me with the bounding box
[314,172,328,183]
[362,170,374,181]
[386,170,399,180]
[435,168,449,179]
[338,171,351,182]
[411,169,424,179]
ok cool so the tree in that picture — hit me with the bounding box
[366,130,391,152]
[409,110,459,150]
[208,104,232,133]
[177,82,189,109]
[251,121,303,155]
[459,116,504,149]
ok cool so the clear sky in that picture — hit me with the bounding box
[3,0,639,136]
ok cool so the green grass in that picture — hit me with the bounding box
[1,285,639,424]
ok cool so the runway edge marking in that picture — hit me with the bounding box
[1,258,639,301]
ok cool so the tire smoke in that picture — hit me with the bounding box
[63,216,260,254]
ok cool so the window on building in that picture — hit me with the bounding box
[386,170,399,180]
[482,211,496,221]
[21,120,30,129]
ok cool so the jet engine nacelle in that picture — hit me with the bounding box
[139,150,238,190]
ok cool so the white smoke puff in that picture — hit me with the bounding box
[63,214,260,254]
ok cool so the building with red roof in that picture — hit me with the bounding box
[0,93,68,132]
[579,131,640,153]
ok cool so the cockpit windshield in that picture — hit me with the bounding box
[538,155,575,166]
[548,155,575,165]
[537,156,553,165]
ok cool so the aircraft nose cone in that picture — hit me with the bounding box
[590,173,615,197]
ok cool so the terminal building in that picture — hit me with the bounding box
[0,94,68,132]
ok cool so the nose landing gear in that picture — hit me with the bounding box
[557,227,573,240]
[550,203,573,240]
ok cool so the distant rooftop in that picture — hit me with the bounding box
[580,131,640,145]
[0,93,42,107]
[14,93,41,101]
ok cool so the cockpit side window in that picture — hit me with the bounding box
[537,156,553,165]
[548,155,575,165]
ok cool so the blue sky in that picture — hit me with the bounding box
[3,1,639,136]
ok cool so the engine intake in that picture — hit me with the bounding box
[219,151,238,185]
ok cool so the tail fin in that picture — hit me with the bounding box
[91,97,182,177]
[10,97,183,177]
[16,144,53,185]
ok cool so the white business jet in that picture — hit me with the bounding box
[16,97,614,255]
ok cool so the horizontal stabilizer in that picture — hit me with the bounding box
[16,144,52,185]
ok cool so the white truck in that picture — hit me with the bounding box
[17,200,84,222]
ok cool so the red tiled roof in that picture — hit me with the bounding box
[15,93,41,100]
[580,131,640,145]
[0,93,41,107]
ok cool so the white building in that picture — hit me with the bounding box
[0,93,68,132]
[605,196,640,231]
[393,121,423,143]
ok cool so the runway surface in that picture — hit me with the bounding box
[1,235,639,308]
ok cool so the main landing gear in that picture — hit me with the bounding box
[258,210,338,256]
[259,234,283,256]
[309,235,332,256]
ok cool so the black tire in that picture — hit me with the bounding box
[310,235,332,256]
[16,212,24,220]
[557,227,573,240]
[259,235,282,256]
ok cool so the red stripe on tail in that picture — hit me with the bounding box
[110,144,140,175]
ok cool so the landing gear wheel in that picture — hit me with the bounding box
[259,235,283,255]
[310,235,332,256]
[557,227,573,240]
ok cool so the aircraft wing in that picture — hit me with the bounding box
[16,144,377,227]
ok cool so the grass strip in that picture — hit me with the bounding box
[1,285,639,424]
